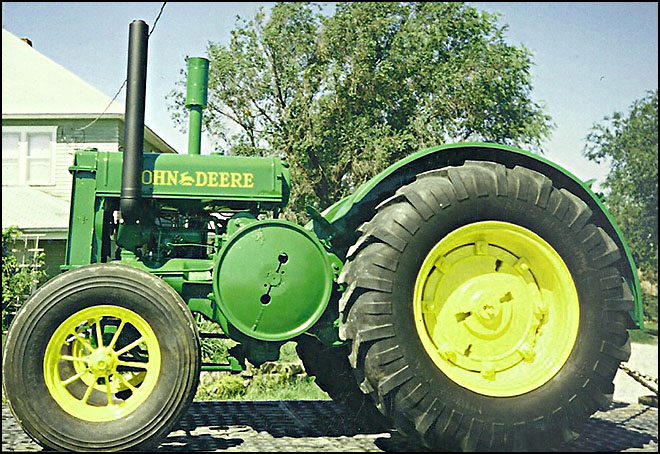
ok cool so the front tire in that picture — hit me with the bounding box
[339,161,633,451]
[2,263,200,451]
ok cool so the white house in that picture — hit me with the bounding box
[2,28,177,277]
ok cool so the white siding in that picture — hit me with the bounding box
[39,141,119,199]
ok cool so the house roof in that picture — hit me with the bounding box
[2,28,125,117]
[2,186,69,239]
[1,29,177,154]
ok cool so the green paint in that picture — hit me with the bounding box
[91,151,288,203]
[117,253,214,276]
[201,356,242,373]
[185,57,209,155]
[319,142,644,328]
[225,212,259,236]
[187,106,203,156]
[64,153,99,267]
[187,298,216,320]
[62,137,642,362]
[213,220,334,341]
[185,58,209,108]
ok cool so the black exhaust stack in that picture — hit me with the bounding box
[121,20,149,223]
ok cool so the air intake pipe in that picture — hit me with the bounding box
[185,57,209,155]
[120,20,149,223]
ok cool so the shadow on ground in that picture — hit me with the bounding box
[2,401,657,452]
[161,400,657,452]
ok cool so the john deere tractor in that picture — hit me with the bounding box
[3,20,643,452]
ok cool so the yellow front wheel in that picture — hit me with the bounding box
[2,264,200,451]
[339,161,632,451]
[43,305,161,422]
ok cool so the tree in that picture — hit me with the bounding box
[169,2,553,221]
[583,90,658,288]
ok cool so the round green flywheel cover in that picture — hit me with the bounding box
[212,220,334,341]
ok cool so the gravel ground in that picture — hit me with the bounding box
[3,400,657,452]
[3,343,657,452]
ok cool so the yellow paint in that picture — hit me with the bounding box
[208,171,219,187]
[413,221,579,397]
[141,170,255,188]
[165,170,179,186]
[43,305,161,422]
[141,170,153,185]
[196,171,208,186]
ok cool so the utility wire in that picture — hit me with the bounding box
[148,2,167,38]
[76,2,167,131]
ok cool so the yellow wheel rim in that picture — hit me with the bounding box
[43,305,161,422]
[413,221,579,397]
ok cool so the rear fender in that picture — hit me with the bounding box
[320,142,643,328]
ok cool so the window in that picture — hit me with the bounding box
[2,126,56,186]
[2,133,20,185]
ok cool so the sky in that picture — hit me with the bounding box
[2,2,658,189]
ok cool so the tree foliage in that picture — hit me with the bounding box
[584,90,658,285]
[169,2,553,220]
[2,226,46,332]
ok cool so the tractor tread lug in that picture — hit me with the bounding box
[377,363,414,397]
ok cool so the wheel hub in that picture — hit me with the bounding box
[458,277,515,338]
[88,348,118,376]
[413,221,579,396]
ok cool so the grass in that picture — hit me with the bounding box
[193,316,330,401]
[629,321,658,345]
[194,338,331,401]
[196,369,330,401]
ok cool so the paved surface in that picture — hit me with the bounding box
[614,343,658,404]
[3,400,657,452]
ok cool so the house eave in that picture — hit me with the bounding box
[2,114,179,154]
[2,113,124,120]
[7,227,69,241]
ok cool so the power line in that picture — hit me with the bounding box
[149,2,167,38]
[76,2,168,131]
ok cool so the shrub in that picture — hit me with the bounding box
[2,226,47,333]
[643,292,658,322]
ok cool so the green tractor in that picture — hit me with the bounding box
[3,20,643,452]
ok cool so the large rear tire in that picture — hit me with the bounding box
[295,335,392,432]
[339,161,633,451]
[2,263,200,451]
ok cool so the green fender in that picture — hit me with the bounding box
[319,142,643,328]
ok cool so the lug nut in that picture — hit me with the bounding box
[480,363,496,380]
[438,342,457,362]
[514,257,530,272]
[519,343,535,362]
[475,241,489,255]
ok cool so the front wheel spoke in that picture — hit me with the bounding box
[117,373,137,392]
[114,336,145,356]
[82,381,95,404]
[105,376,114,405]
[95,318,104,348]
[71,332,95,353]
[117,360,149,370]
[61,369,89,386]
[107,320,126,350]
[60,354,89,364]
